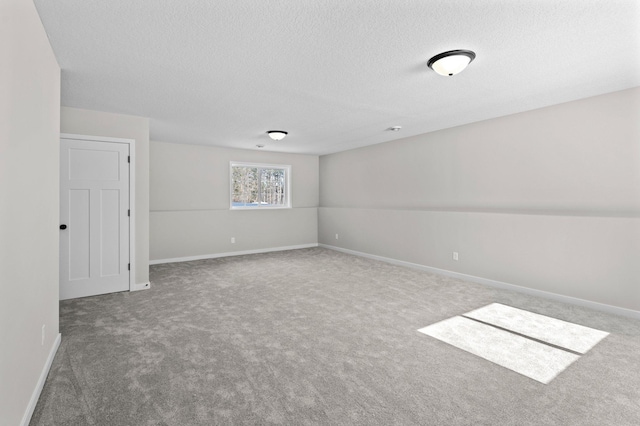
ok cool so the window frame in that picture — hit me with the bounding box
[229,161,292,210]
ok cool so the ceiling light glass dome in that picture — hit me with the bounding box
[427,50,476,76]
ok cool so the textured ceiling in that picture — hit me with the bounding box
[34,0,640,155]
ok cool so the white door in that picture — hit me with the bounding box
[60,138,130,300]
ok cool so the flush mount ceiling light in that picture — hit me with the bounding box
[267,130,288,141]
[427,50,476,76]
[388,126,402,132]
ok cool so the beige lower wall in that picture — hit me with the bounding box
[61,107,150,285]
[151,208,318,261]
[319,207,640,311]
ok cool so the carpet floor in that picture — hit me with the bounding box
[30,248,640,425]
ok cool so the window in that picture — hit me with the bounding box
[230,162,291,209]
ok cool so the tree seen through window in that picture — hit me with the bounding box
[231,163,289,208]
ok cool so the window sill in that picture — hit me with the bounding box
[230,206,292,210]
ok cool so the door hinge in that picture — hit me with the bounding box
[128,263,130,271]
[128,209,130,217]
[128,155,130,163]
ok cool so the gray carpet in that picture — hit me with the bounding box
[31,248,640,425]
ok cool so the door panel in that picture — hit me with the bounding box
[100,189,121,277]
[68,189,90,280]
[60,139,130,300]
[69,148,120,181]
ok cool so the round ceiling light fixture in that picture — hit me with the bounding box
[427,50,476,76]
[267,130,288,141]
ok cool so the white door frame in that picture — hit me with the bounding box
[61,133,136,292]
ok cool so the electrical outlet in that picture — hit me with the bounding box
[453,252,459,261]
[41,324,45,346]
[231,237,235,244]
[335,234,339,240]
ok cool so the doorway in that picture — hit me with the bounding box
[59,134,135,300]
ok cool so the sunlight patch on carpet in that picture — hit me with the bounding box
[463,303,609,354]
[418,304,608,384]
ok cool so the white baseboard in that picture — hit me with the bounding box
[319,244,640,320]
[149,243,319,265]
[21,332,61,426]
[131,281,151,292]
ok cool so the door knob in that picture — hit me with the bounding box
[60,224,67,230]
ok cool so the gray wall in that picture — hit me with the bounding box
[61,107,150,285]
[319,88,640,312]
[0,0,61,423]
[150,141,318,261]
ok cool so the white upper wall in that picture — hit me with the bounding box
[0,0,61,424]
[151,142,319,211]
[321,87,640,216]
